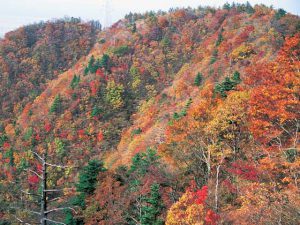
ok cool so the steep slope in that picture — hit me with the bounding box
[106,6,300,168]
[0,4,299,225]
[0,18,100,123]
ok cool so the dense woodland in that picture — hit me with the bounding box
[0,2,299,225]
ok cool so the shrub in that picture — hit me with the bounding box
[112,45,131,57]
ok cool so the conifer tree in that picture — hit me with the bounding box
[141,183,164,225]
[76,159,106,195]
[70,75,80,89]
[87,55,95,71]
[50,94,62,113]
[100,54,111,72]
[194,72,203,86]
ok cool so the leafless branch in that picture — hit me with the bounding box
[13,215,32,225]
[44,188,72,192]
[44,189,63,192]
[25,169,42,179]
[44,218,66,225]
[45,162,69,168]
[30,150,44,162]
[45,207,77,214]
[11,207,41,216]
[21,190,41,196]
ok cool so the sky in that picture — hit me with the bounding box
[0,0,299,36]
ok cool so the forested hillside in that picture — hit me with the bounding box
[0,18,101,121]
[0,3,299,225]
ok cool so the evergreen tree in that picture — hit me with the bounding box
[84,66,89,76]
[275,8,287,20]
[132,22,137,33]
[91,105,103,117]
[65,210,84,225]
[76,159,106,195]
[194,72,203,86]
[216,28,224,46]
[141,183,164,225]
[215,71,242,97]
[129,148,160,176]
[0,133,8,147]
[245,1,254,14]
[100,54,111,72]
[50,94,62,113]
[90,58,101,74]
[210,49,218,64]
[232,71,241,84]
[223,2,231,10]
[87,55,95,71]
[70,75,80,89]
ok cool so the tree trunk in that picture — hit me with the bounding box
[41,153,47,225]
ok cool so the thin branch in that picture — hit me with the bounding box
[44,218,66,225]
[44,188,73,192]
[13,215,32,225]
[25,169,42,179]
[215,164,221,212]
[21,190,41,196]
[30,150,44,162]
[48,197,62,203]
[45,162,69,168]
[129,216,141,225]
[45,207,77,214]
[10,207,41,216]
[44,189,64,192]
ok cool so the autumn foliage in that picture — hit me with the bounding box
[0,3,299,225]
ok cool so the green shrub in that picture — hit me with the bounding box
[112,45,131,57]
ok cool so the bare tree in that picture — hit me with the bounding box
[12,147,76,225]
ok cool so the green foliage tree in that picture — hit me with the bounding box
[100,54,111,72]
[194,72,203,86]
[275,8,287,20]
[129,148,160,177]
[90,58,101,74]
[85,55,103,74]
[0,133,8,147]
[106,80,124,109]
[141,183,164,225]
[130,66,142,90]
[54,138,66,157]
[132,22,137,33]
[210,49,218,64]
[91,106,103,117]
[132,128,142,136]
[84,66,89,76]
[87,55,95,71]
[216,28,224,46]
[66,160,106,225]
[161,37,171,49]
[50,94,62,113]
[232,71,241,84]
[173,98,193,120]
[76,159,106,195]
[70,75,80,89]
[215,71,242,97]
[245,1,254,14]
[113,45,131,57]
[223,2,231,10]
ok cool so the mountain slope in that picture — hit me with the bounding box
[0,3,299,225]
[0,18,100,122]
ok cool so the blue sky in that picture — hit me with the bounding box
[0,0,299,36]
